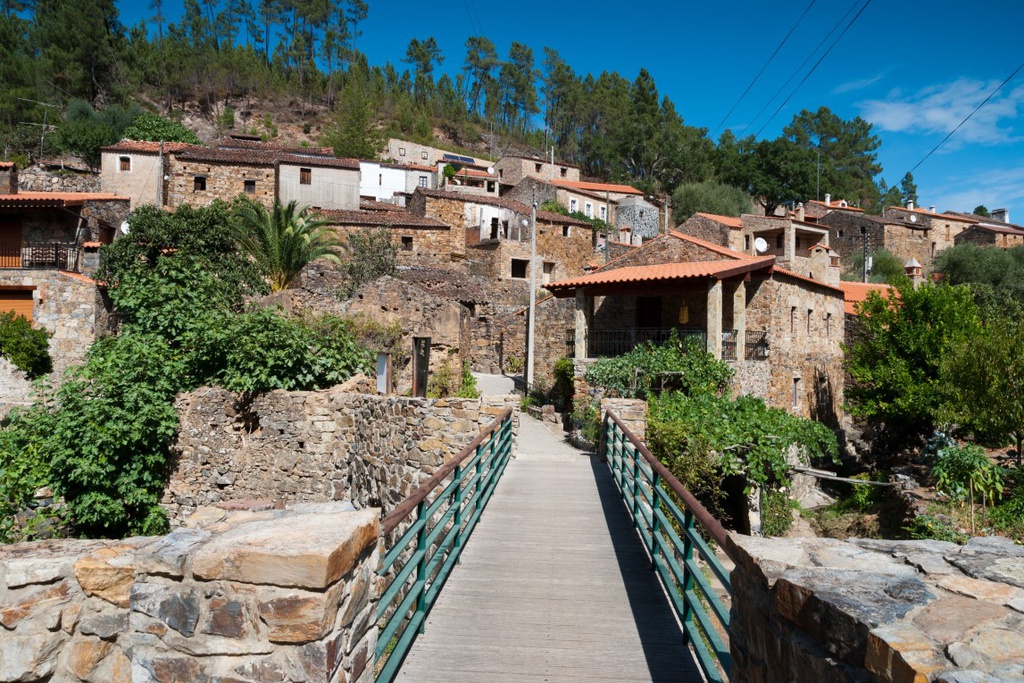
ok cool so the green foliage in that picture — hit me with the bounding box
[584,332,732,400]
[321,78,383,159]
[552,357,574,405]
[989,484,1024,538]
[844,280,983,450]
[53,100,140,169]
[935,244,1024,308]
[232,199,343,292]
[339,226,398,297]
[760,487,795,538]
[671,181,752,223]
[973,205,990,217]
[539,200,609,233]
[570,395,601,444]
[843,248,907,284]
[426,356,456,398]
[904,514,969,544]
[930,442,1004,534]
[0,404,66,543]
[505,353,524,374]
[216,104,235,133]
[121,112,202,145]
[457,363,479,399]
[0,312,52,378]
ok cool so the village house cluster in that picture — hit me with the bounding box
[2,135,1020,421]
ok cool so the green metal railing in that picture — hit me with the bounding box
[603,409,735,682]
[374,406,515,683]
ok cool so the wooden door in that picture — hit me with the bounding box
[0,221,21,268]
[0,290,33,322]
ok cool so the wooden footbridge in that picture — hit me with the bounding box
[374,408,735,683]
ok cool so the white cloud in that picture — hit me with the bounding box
[931,166,1024,214]
[859,78,1024,147]
[832,73,884,95]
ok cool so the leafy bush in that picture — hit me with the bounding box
[457,363,479,399]
[0,312,52,377]
[761,487,795,538]
[584,332,733,399]
[989,484,1024,538]
[121,112,202,145]
[339,227,398,297]
[570,394,601,444]
[671,181,753,222]
[904,514,969,544]
[552,357,574,405]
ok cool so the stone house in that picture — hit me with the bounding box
[319,208,452,268]
[407,188,597,279]
[544,231,846,419]
[385,138,490,168]
[441,164,500,196]
[677,213,745,252]
[949,210,1024,250]
[615,195,661,242]
[359,161,437,205]
[494,154,580,187]
[882,202,977,262]
[99,140,199,209]
[0,177,128,413]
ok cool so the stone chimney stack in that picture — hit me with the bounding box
[824,193,831,206]
[796,202,805,222]
[904,258,924,287]
[0,162,16,195]
[907,200,915,211]
[991,208,1010,224]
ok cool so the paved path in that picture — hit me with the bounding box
[471,371,516,396]
[394,414,702,682]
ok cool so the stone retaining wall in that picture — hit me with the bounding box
[728,534,1024,683]
[166,387,518,526]
[0,503,380,683]
[18,167,101,193]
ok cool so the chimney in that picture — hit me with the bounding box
[991,208,1010,224]
[824,193,831,206]
[0,162,16,195]
[929,205,936,213]
[796,202,805,222]
[904,258,924,287]
[907,200,915,211]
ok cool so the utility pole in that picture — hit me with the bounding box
[816,147,821,201]
[526,192,538,389]
[862,229,869,283]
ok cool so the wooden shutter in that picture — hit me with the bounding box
[0,289,34,322]
[0,221,21,268]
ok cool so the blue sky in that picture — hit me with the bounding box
[117,0,1024,218]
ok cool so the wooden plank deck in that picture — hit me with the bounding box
[394,415,703,682]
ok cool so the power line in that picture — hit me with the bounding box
[754,0,872,138]
[907,61,1024,176]
[712,0,817,137]
[744,0,863,137]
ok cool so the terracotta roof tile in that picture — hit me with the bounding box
[668,231,753,260]
[101,140,199,154]
[838,281,894,315]
[58,271,102,286]
[215,138,335,156]
[693,212,743,229]
[552,179,643,195]
[416,188,590,225]
[808,199,863,213]
[887,206,979,223]
[318,209,448,228]
[500,153,580,169]
[546,257,776,295]
[0,191,128,207]
[277,154,359,169]
[359,199,406,212]
[0,161,15,168]
[773,267,844,294]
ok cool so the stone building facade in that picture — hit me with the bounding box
[883,204,977,262]
[321,208,455,269]
[494,154,580,186]
[676,212,744,251]
[167,148,278,209]
[821,210,945,273]
[100,141,197,208]
[955,223,1024,249]
[615,195,661,240]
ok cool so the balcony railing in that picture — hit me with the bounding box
[581,327,707,358]
[745,329,769,360]
[0,244,81,271]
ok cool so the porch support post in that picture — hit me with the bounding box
[707,278,723,359]
[574,289,588,360]
[732,278,746,360]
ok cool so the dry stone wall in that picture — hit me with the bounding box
[167,387,518,526]
[728,534,1024,683]
[18,167,101,193]
[0,503,380,683]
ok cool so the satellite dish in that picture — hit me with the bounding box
[486,167,495,175]
[521,218,529,227]
[119,221,130,235]
[754,237,769,254]
[910,214,918,223]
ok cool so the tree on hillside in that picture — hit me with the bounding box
[745,137,815,216]
[403,36,443,105]
[899,172,918,206]
[845,280,982,453]
[934,243,1024,306]
[671,182,752,222]
[339,226,397,297]
[232,199,343,292]
[498,42,538,135]
[321,77,383,158]
[464,36,498,118]
[32,0,122,104]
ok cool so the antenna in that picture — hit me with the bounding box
[754,237,769,254]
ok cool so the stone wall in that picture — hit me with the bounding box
[167,158,276,209]
[884,207,974,258]
[677,214,744,251]
[955,225,1024,250]
[406,194,469,258]
[18,166,101,193]
[332,223,455,269]
[0,503,380,683]
[728,534,1024,683]
[166,387,519,525]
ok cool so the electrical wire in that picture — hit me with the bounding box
[907,61,1024,175]
[744,0,862,137]
[754,0,873,138]
[712,0,817,137]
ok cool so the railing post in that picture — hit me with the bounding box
[630,446,642,535]
[650,472,662,570]
[680,509,695,644]
[452,464,464,564]
[415,499,428,635]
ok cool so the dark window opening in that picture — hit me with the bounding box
[193,176,206,192]
[535,163,543,172]
[490,217,499,240]
[776,234,784,249]
[401,236,413,251]
[560,167,568,177]
[511,259,529,278]
[502,220,509,238]
[244,180,256,195]
[119,156,130,172]
[300,168,312,185]
[838,229,844,238]
[562,225,569,237]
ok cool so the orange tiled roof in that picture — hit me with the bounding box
[838,281,893,315]
[669,231,754,260]
[0,191,127,207]
[545,257,775,296]
[773,268,844,294]
[887,205,979,223]
[693,212,743,229]
[318,209,448,228]
[0,161,15,168]
[101,140,199,154]
[552,179,643,195]
[59,271,102,286]
[808,199,863,213]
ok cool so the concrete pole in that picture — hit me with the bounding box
[707,279,723,359]
[526,199,538,388]
[733,279,746,360]
[574,289,587,360]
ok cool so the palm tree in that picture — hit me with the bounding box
[232,199,342,292]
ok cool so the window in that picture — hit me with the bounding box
[569,198,579,213]
[585,202,593,218]
[744,235,751,251]
[535,163,543,172]
[502,220,509,238]
[378,174,383,186]
[838,229,844,238]
[542,262,555,284]
[511,258,529,278]
[300,168,312,185]
[562,225,569,237]
[418,176,427,188]
[401,236,413,251]
[119,156,131,172]
[790,306,796,334]
[399,147,406,156]
[792,377,801,409]
[244,180,256,195]
[776,234,784,250]
[560,167,568,178]
[807,309,813,335]
[825,312,832,338]
[193,176,206,192]
[599,206,607,221]
[490,218,499,240]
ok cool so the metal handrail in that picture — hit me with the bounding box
[375,406,514,683]
[603,409,734,682]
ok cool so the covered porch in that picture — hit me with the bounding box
[546,257,775,362]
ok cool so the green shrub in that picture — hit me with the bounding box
[0,312,52,378]
[570,395,600,444]
[904,514,969,544]
[457,362,479,399]
[761,487,795,538]
[552,357,574,404]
